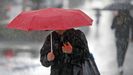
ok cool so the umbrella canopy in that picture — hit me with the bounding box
[103,2,133,10]
[7,8,93,31]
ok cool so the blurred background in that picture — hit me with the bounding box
[0,0,133,75]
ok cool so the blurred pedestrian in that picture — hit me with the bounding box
[40,28,100,75]
[94,8,101,38]
[111,10,133,75]
[31,0,43,10]
[94,8,101,25]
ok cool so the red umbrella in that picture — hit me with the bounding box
[7,8,93,31]
[7,8,93,52]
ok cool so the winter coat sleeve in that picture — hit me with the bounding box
[70,30,90,64]
[40,35,53,67]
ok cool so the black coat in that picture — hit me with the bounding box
[40,29,100,75]
[111,14,133,39]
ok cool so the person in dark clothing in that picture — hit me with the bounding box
[40,28,100,75]
[111,10,133,75]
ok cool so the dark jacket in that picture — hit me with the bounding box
[111,14,133,39]
[40,29,100,75]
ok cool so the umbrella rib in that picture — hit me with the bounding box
[28,15,36,31]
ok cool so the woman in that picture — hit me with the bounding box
[40,28,100,75]
[111,10,133,75]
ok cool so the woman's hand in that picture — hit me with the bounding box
[62,42,73,54]
[47,52,55,61]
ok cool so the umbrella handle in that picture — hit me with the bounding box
[51,33,53,52]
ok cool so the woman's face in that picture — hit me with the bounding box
[55,30,66,35]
